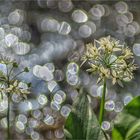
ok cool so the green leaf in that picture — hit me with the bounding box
[13,62,18,68]
[65,89,106,140]
[27,82,32,88]
[112,96,140,140]
[64,129,73,139]
[24,67,29,72]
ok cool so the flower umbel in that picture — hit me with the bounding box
[0,54,30,140]
[82,36,137,85]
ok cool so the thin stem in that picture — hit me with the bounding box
[6,65,9,78]
[7,75,10,140]
[103,130,109,140]
[7,93,10,140]
[11,70,25,80]
[8,66,14,78]
[99,79,106,125]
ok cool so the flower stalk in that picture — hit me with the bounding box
[99,79,106,125]
[7,77,10,140]
[7,93,10,140]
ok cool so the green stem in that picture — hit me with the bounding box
[11,70,25,80]
[99,79,106,125]
[7,93,10,140]
[7,73,10,140]
[103,130,109,140]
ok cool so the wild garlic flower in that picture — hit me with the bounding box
[82,36,137,85]
[0,54,30,99]
[0,80,30,99]
[0,54,15,65]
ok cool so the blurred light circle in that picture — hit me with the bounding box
[90,85,98,97]
[0,63,7,74]
[0,27,5,40]
[72,9,88,23]
[130,21,140,34]
[43,107,52,116]
[114,101,124,112]
[97,85,108,97]
[103,4,110,16]
[31,131,40,140]
[116,15,127,27]
[122,12,133,24]
[32,110,42,119]
[39,66,54,81]
[18,114,27,124]
[70,90,78,101]
[25,127,34,135]
[46,131,54,139]
[27,101,33,110]
[94,4,105,17]
[28,118,39,128]
[44,63,55,72]
[58,0,73,13]
[86,21,96,34]
[37,94,48,106]
[5,33,18,47]
[89,7,103,20]
[41,18,60,32]
[50,101,61,111]
[67,62,79,74]
[66,72,79,86]
[44,115,54,125]
[8,9,24,25]
[105,100,115,111]
[37,0,47,8]
[101,121,110,131]
[133,43,140,56]
[1,117,7,128]
[20,30,31,42]
[13,42,30,55]
[60,105,71,117]
[53,93,63,104]
[123,95,133,105]
[78,24,92,38]
[33,65,42,78]
[47,80,58,92]
[16,121,25,131]
[124,24,136,37]
[8,10,21,25]
[55,90,66,101]
[115,1,128,14]
[46,0,58,9]
[11,27,22,37]
[58,21,71,35]
[54,129,64,139]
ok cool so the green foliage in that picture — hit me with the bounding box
[65,89,106,140]
[24,67,29,72]
[13,62,18,68]
[27,82,32,88]
[112,96,140,140]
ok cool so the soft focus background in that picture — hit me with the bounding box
[0,0,140,139]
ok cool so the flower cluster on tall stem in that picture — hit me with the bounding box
[81,36,137,126]
[0,54,30,140]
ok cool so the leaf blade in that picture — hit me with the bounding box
[65,89,105,140]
